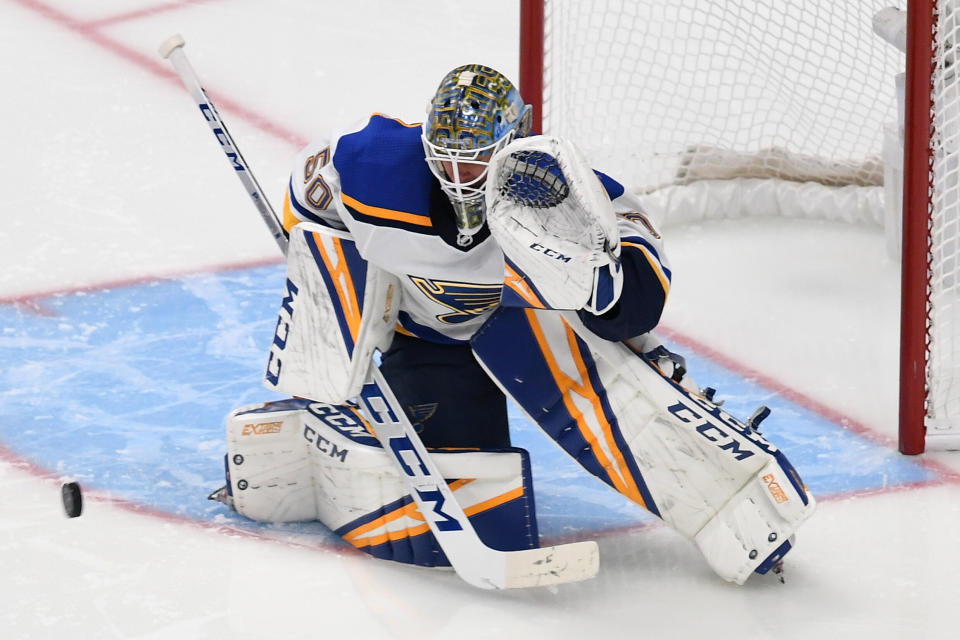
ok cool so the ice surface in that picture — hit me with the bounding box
[2,1,959,639]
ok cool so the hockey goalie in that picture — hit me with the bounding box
[210,64,816,587]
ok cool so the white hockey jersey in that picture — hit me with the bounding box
[282,114,671,344]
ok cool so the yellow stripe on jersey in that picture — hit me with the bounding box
[341,193,433,228]
[523,309,648,508]
[622,241,671,299]
[282,190,301,233]
[370,113,423,128]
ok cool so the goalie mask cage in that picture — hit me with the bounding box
[519,0,960,454]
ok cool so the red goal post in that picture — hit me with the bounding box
[519,0,960,454]
[901,2,934,455]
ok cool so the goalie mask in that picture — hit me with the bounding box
[422,64,532,245]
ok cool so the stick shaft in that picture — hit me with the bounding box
[162,37,288,255]
[359,367,598,589]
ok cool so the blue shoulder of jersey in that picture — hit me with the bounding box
[333,114,437,231]
[332,120,626,231]
[594,169,626,200]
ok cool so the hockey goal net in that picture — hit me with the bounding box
[519,0,960,453]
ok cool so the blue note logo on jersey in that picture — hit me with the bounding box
[409,276,501,324]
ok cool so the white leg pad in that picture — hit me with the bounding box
[225,401,326,523]
[263,222,400,405]
[694,459,813,584]
[222,399,540,566]
[471,307,816,583]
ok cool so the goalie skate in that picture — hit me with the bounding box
[207,484,233,509]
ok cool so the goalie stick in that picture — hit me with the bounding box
[158,34,599,589]
[159,34,288,257]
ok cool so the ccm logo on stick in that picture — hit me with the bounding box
[199,103,244,172]
[389,436,463,532]
[360,383,464,532]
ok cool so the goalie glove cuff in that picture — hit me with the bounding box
[583,247,623,316]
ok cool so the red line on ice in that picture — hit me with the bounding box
[656,325,960,484]
[0,441,353,555]
[0,255,283,313]
[10,0,308,149]
[7,0,959,547]
[12,0,941,478]
[83,0,221,29]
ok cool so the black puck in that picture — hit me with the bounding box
[61,482,83,518]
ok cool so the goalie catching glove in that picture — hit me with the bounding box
[486,136,623,315]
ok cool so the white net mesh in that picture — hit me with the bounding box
[494,148,571,208]
[541,0,902,193]
[538,0,960,441]
[930,1,960,434]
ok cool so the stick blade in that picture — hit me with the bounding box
[503,541,599,588]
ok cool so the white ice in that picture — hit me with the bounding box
[1,1,959,638]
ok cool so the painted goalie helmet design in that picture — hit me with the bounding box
[422,64,532,245]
